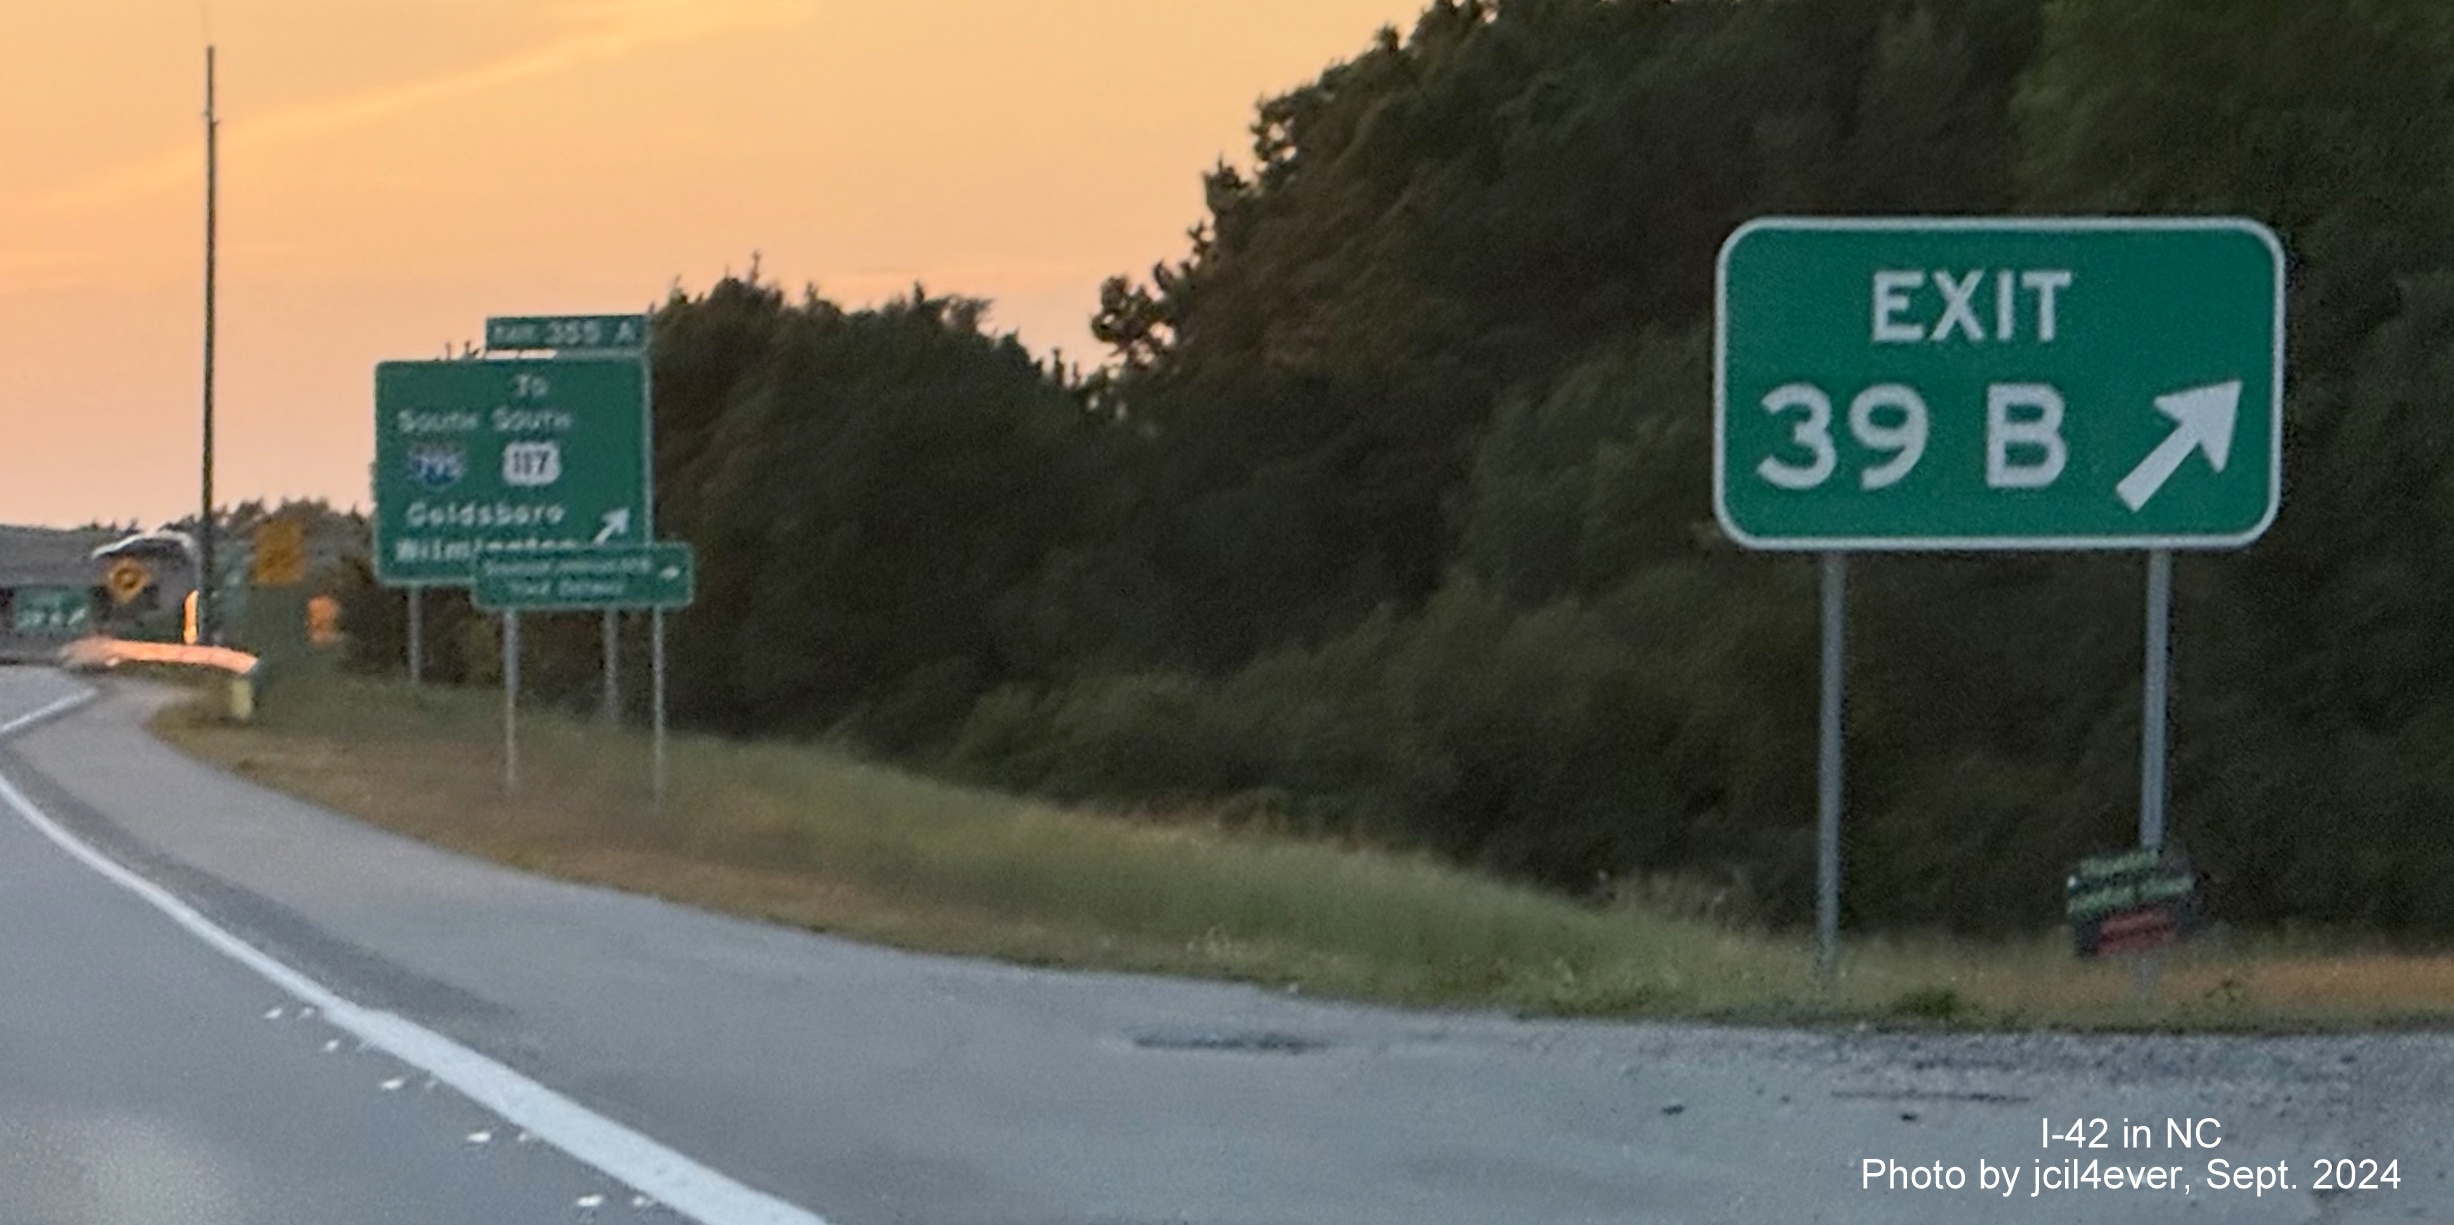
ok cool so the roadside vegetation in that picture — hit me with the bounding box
[295,0,2454,947]
[153,670,2454,1032]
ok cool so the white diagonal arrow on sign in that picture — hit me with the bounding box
[595,508,632,545]
[2117,381,2242,513]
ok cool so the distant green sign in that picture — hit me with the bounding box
[486,315,647,352]
[14,587,91,637]
[374,358,650,586]
[472,543,693,612]
[1716,218,2285,550]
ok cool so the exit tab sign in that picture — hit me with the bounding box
[487,315,648,352]
[1714,218,2285,551]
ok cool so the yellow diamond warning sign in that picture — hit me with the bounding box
[106,559,152,605]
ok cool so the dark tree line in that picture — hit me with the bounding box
[341,0,2454,935]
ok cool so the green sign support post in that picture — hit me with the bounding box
[1715,217,2285,980]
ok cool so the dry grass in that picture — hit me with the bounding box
[151,670,2454,1031]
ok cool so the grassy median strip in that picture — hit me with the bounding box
[149,670,2454,1031]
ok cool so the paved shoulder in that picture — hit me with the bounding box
[7,674,2448,1224]
[0,671,643,1223]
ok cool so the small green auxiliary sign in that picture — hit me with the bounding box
[1715,218,2285,551]
[472,542,694,612]
[485,315,648,352]
[12,587,91,637]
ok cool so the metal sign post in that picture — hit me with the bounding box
[503,608,521,793]
[2140,550,2173,852]
[406,587,423,688]
[651,607,669,805]
[1816,552,1847,979]
[642,314,658,788]
[1716,217,2285,975]
[2137,549,2174,999]
[601,610,621,725]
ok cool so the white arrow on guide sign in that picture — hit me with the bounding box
[595,509,632,545]
[2117,381,2242,513]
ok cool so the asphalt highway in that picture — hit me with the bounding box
[0,667,2447,1224]
[0,668,640,1223]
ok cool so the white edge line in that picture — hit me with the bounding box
[0,682,828,1225]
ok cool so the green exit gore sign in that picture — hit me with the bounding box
[1715,218,2285,551]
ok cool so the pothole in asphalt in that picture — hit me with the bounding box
[1130,1028,1330,1055]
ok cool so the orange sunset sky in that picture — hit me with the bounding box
[0,0,1426,527]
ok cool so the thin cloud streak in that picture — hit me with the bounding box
[0,250,119,298]
[18,0,817,214]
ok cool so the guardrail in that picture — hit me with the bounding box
[58,637,260,675]
[56,637,265,721]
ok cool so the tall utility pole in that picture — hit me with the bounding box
[199,46,220,645]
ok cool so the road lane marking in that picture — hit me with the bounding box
[0,684,831,1225]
